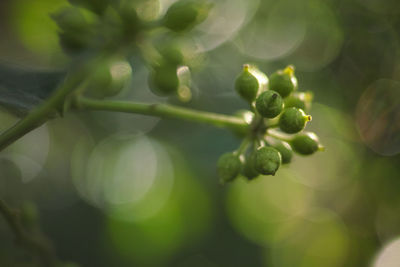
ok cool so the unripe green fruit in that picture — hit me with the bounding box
[279,107,311,134]
[242,153,259,180]
[52,7,89,33]
[68,0,108,15]
[273,141,293,164]
[58,31,90,54]
[87,59,132,98]
[269,65,298,98]
[149,63,179,95]
[284,91,313,111]
[290,132,322,155]
[53,7,94,54]
[217,152,242,183]
[158,43,184,66]
[163,1,211,32]
[255,90,283,118]
[254,146,281,175]
[235,64,259,103]
[118,4,143,37]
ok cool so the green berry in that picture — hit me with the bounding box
[284,91,313,111]
[148,63,179,95]
[52,7,94,54]
[163,1,212,32]
[254,146,281,175]
[68,0,108,15]
[158,43,184,66]
[273,141,293,164]
[279,107,311,134]
[269,65,298,98]
[235,64,259,103]
[86,59,132,98]
[118,4,143,37]
[241,152,259,180]
[52,7,89,33]
[58,31,90,54]
[290,132,323,155]
[255,90,283,118]
[217,152,242,183]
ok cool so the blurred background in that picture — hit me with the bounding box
[1,0,400,266]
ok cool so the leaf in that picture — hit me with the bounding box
[0,64,66,117]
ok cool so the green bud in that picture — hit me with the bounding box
[86,59,132,98]
[235,64,259,103]
[52,7,89,33]
[269,65,298,98]
[148,63,179,95]
[254,146,281,175]
[279,107,311,134]
[163,1,212,32]
[217,152,242,183]
[241,152,259,180]
[118,4,143,37]
[58,31,90,54]
[284,91,313,111]
[68,0,108,15]
[290,132,323,155]
[255,90,283,118]
[158,43,184,66]
[273,141,293,164]
[52,7,94,54]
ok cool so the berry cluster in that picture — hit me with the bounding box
[217,65,323,183]
[51,0,211,100]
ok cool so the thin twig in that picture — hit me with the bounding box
[0,199,58,267]
[75,97,249,132]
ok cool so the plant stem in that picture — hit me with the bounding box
[236,137,250,156]
[0,199,57,267]
[267,129,292,142]
[76,97,249,132]
[0,68,86,152]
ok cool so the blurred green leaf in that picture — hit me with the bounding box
[0,64,65,116]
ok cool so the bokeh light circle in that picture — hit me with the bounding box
[71,134,175,222]
[235,0,306,60]
[373,237,400,267]
[0,111,49,183]
[226,169,314,245]
[356,79,400,156]
[192,0,260,52]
